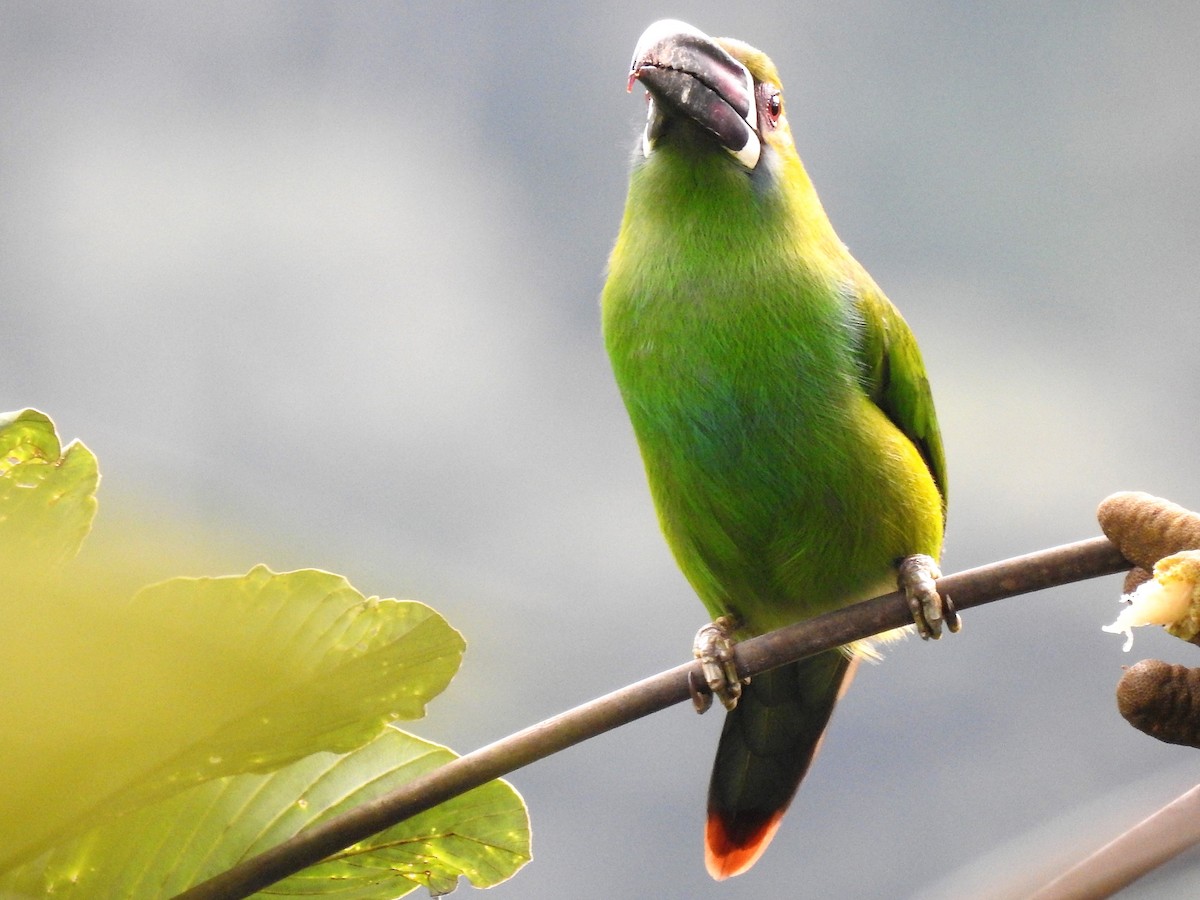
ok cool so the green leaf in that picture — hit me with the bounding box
[0,408,61,466]
[266,730,530,898]
[126,567,467,784]
[0,411,524,897]
[0,567,465,872]
[0,728,531,898]
[0,408,99,567]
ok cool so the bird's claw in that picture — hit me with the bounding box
[691,616,746,713]
[899,554,960,640]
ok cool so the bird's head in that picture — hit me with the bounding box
[627,19,796,176]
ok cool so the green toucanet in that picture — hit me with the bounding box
[602,20,952,879]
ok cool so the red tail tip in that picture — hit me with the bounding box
[704,809,785,880]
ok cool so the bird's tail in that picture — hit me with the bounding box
[705,649,855,880]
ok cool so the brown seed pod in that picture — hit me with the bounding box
[1098,492,1200,571]
[1123,567,1154,596]
[1117,659,1200,749]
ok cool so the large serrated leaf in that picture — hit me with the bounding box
[0,727,530,899]
[127,567,467,787]
[0,567,465,872]
[0,408,98,566]
[0,411,523,897]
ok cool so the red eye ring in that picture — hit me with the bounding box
[766,89,782,122]
[757,83,782,129]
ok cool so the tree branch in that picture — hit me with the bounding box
[175,536,1130,899]
[1030,783,1200,899]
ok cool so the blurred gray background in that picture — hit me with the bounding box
[4,2,1199,897]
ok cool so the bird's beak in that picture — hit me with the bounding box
[628,19,761,169]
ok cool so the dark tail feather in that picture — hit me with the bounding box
[705,650,855,880]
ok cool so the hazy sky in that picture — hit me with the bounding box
[3,3,1199,897]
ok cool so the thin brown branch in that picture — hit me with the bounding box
[1029,783,1200,899]
[175,536,1130,900]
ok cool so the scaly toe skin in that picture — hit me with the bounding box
[689,668,714,714]
[898,554,955,640]
[943,593,961,634]
[692,615,745,712]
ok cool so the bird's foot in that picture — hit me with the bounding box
[690,616,746,713]
[899,554,960,640]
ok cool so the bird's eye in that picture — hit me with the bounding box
[766,89,782,123]
[758,84,782,129]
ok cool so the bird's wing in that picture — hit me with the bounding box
[847,277,947,513]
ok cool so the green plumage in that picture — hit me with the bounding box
[604,113,944,634]
[604,23,947,878]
